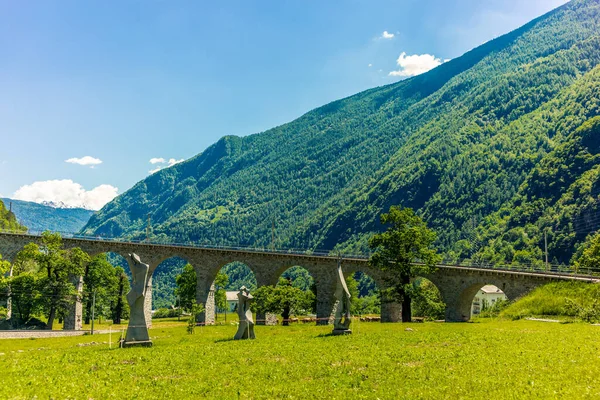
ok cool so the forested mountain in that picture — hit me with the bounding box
[0,200,26,232]
[82,0,600,270]
[1,198,94,234]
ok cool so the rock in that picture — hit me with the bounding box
[405,328,414,332]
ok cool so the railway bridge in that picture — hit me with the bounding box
[1,232,596,329]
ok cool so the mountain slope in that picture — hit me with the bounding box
[0,200,26,232]
[82,0,600,267]
[2,198,94,233]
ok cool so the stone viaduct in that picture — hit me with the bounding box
[1,232,597,329]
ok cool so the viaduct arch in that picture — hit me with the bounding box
[1,232,596,329]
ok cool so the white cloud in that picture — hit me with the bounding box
[389,52,442,77]
[65,156,103,167]
[381,31,395,39]
[368,63,373,67]
[167,158,184,166]
[148,157,184,174]
[13,180,118,211]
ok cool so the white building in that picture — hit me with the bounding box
[224,291,238,312]
[471,285,507,316]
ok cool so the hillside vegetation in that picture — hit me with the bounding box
[0,200,26,232]
[82,0,600,271]
[497,281,600,320]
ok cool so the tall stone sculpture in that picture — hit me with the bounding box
[234,286,255,340]
[332,259,352,335]
[122,253,153,347]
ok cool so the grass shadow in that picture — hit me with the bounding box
[214,337,237,343]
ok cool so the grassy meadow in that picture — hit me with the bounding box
[1,319,599,399]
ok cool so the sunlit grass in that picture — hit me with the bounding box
[1,320,599,399]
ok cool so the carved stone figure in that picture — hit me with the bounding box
[123,253,152,347]
[234,286,255,340]
[333,259,352,335]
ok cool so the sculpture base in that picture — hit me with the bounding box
[121,340,153,348]
[332,329,352,336]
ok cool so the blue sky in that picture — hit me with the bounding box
[0,0,568,210]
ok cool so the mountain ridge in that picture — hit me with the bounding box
[2,198,94,233]
[82,0,600,268]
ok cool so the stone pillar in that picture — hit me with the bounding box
[316,286,335,325]
[256,312,278,326]
[380,300,402,322]
[144,275,153,329]
[196,281,215,325]
[64,275,83,330]
[6,265,13,320]
[441,284,479,322]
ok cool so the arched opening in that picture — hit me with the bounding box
[215,262,257,323]
[81,252,131,329]
[470,284,507,318]
[152,256,194,322]
[346,271,381,318]
[254,265,316,326]
[411,277,445,321]
[451,282,509,322]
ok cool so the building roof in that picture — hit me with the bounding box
[226,291,239,302]
[480,285,504,294]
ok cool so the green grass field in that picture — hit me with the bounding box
[1,320,599,399]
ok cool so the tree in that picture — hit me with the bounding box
[346,274,381,315]
[111,266,130,324]
[82,254,120,324]
[0,254,10,317]
[252,278,315,325]
[214,272,229,312]
[573,232,600,274]
[411,278,445,320]
[16,233,90,329]
[175,264,197,312]
[7,272,39,324]
[369,206,441,322]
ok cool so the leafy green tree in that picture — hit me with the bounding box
[15,232,89,329]
[175,264,197,312]
[0,254,10,312]
[82,254,120,324]
[345,273,381,315]
[187,303,205,334]
[7,272,39,324]
[214,272,229,313]
[369,206,441,322]
[411,278,445,320]
[111,266,130,324]
[573,232,600,274]
[252,278,315,326]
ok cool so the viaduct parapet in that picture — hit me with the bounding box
[1,232,596,328]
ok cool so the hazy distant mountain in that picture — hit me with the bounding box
[2,198,94,233]
[82,0,600,266]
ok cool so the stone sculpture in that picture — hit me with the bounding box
[234,286,256,340]
[122,253,153,347]
[332,259,352,335]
